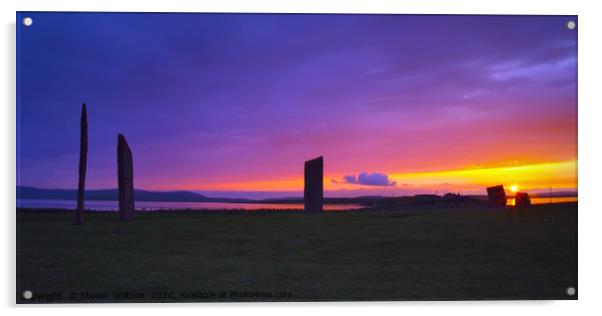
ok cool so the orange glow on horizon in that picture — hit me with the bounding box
[385,160,576,192]
[157,159,577,194]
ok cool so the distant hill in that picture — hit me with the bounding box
[22,186,571,205]
[531,191,578,198]
[263,196,389,204]
[17,186,394,205]
[16,186,254,203]
[261,196,304,202]
[468,191,578,199]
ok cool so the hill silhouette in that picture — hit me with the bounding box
[17,186,389,205]
[17,186,253,203]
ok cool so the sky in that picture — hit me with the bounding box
[17,13,578,198]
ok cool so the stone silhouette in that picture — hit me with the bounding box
[117,134,135,221]
[515,192,532,209]
[486,185,507,207]
[75,103,88,225]
[304,156,323,213]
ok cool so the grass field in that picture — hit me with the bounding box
[16,202,577,303]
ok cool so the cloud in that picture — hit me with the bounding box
[340,172,397,187]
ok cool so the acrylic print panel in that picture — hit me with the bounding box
[16,12,578,303]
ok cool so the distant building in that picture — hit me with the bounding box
[442,192,462,203]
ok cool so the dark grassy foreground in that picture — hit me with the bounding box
[16,203,577,303]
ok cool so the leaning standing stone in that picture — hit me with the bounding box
[486,185,507,207]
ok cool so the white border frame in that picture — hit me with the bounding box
[3,1,601,315]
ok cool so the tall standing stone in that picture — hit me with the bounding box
[486,185,507,207]
[304,156,323,213]
[117,134,135,221]
[75,103,88,224]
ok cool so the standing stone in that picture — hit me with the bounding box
[486,185,507,207]
[515,192,532,209]
[117,134,135,221]
[75,103,88,225]
[304,156,323,213]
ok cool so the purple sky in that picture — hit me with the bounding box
[17,13,577,198]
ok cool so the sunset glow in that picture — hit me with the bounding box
[16,14,577,199]
[163,160,576,197]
